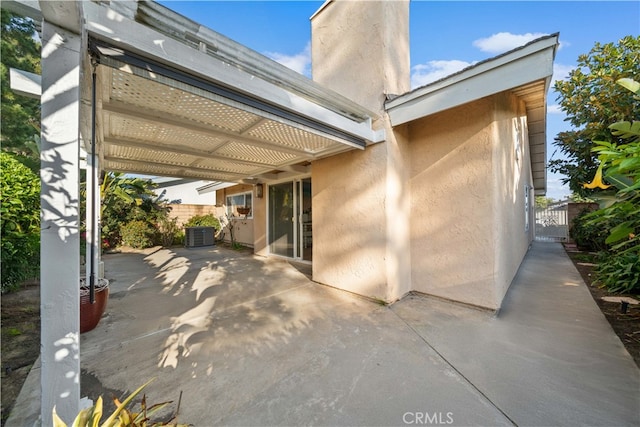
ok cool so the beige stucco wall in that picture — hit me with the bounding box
[491,92,535,305]
[408,93,533,310]
[311,0,411,302]
[313,145,389,300]
[252,186,267,256]
[208,1,534,310]
[312,0,410,114]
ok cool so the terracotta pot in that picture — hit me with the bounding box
[80,278,109,333]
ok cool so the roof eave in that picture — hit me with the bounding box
[386,34,559,194]
[385,34,559,126]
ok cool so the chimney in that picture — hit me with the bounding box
[311,0,410,114]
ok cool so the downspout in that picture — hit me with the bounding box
[89,58,98,303]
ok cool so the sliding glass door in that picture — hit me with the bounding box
[269,182,294,257]
[268,178,312,261]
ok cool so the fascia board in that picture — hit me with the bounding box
[387,36,558,126]
[82,2,381,145]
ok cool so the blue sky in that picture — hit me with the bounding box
[158,0,639,200]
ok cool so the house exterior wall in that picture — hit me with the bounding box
[313,145,390,299]
[157,180,216,205]
[311,0,411,302]
[311,0,410,114]
[252,186,268,256]
[207,1,536,310]
[216,184,258,247]
[409,97,498,308]
[491,92,535,306]
[408,93,533,310]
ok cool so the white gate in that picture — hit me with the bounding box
[535,203,569,242]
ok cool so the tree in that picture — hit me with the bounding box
[535,196,555,209]
[81,172,169,250]
[0,10,41,162]
[581,78,640,293]
[550,35,640,197]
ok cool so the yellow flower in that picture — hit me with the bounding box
[583,164,611,189]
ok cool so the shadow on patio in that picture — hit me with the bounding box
[72,243,639,427]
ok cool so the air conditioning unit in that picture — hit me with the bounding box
[185,226,215,248]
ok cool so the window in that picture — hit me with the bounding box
[226,192,253,218]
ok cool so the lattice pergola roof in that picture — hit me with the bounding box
[77,0,381,185]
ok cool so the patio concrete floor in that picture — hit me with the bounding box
[8,241,640,426]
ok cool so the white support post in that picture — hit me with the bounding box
[40,21,82,425]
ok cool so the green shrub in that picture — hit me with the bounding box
[570,208,610,251]
[120,220,155,249]
[1,233,39,292]
[184,213,220,230]
[1,153,40,292]
[157,216,180,247]
[595,250,640,293]
[173,230,185,247]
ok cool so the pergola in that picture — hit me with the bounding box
[4,1,382,423]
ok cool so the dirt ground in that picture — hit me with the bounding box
[1,281,40,426]
[1,244,639,425]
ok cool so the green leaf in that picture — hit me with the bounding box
[594,194,623,209]
[617,179,640,194]
[606,222,634,245]
[617,77,640,95]
[604,173,634,190]
[609,121,640,140]
[618,157,640,173]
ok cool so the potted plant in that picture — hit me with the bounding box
[80,277,109,333]
[237,206,251,216]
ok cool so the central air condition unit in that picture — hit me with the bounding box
[185,226,215,248]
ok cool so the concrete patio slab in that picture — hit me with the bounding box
[7,241,640,426]
[391,242,640,426]
[81,246,511,426]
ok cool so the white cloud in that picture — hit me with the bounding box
[545,174,571,201]
[411,60,475,89]
[547,104,564,115]
[264,42,311,77]
[552,63,575,85]
[473,32,549,54]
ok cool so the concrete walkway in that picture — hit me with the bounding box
[7,242,640,426]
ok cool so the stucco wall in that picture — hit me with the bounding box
[311,0,410,114]
[409,97,498,308]
[310,0,411,301]
[252,186,267,256]
[312,145,389,300]
[491,92,534,306]
[408,93,533,310]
